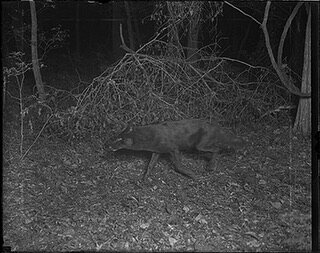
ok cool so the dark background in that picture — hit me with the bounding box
[2,1,306,74]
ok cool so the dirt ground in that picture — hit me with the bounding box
[3,117,311,251]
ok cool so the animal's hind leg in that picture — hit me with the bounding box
[170,151,196,179]
[196,142,220,171]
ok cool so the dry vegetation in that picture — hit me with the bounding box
[3,40,310,252]
[32,40,292,144]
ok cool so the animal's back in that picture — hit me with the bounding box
[109,119,245,153]
[161,119,245,151]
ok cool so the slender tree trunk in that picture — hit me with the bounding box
[293,6,311,135]
[29,0,45,101]
[112,2,122,60]
[133,12,141,48]
[75,2,80,58]
[10,2,25,53]
[186,2,203,64]
[12,6,25,52]
[187,24,200,62]
[237,22,251,59]
[124,1,134,50]
[166,2,183,58]
[261,2,310,97]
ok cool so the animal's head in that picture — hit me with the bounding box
[108,126,135,151]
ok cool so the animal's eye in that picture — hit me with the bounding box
[124,138,133,146]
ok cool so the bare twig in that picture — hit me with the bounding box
[224,1,261,25]
[21,114,54,160]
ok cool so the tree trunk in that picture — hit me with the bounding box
[29,0,45,101]
[75,2,80,58]
[261,2,310,98]
[12,5,25,52]
[124,1,134,51]
[166,2,183,58]
[186,2,203,64]
[133,11,141,49]
[293,6,311,135]
[112,2,122,61]
[236,22,251,59]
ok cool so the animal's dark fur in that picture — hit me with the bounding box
[108,119,246,180]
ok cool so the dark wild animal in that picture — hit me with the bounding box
[108,119,246,180]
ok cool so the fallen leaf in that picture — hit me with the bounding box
[270,201,282,209]
[258,179,266,185]
[195,214,208,224]
[169,237,178,247]
[195,214,202,221]
[140,222,150,229]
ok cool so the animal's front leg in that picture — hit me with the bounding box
[143,153,160,180]
[206,152,219,171]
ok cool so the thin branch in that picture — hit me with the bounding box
[225,1,261,26]
[217,57,269,70]
[21,114,54,160]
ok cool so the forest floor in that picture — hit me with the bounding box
[3,108,311,251]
